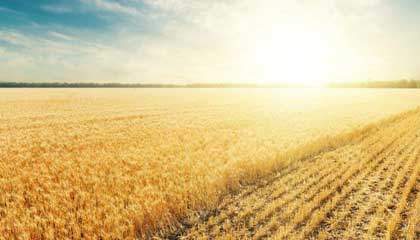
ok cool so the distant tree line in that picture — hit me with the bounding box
[0,80,419,88]
[0,82,181,88]
[328,80,420,88]
[0,82,302,88]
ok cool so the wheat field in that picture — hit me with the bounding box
[1,88,420,239]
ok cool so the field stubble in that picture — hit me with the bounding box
[0,89,420,239]
[182,106,420,240]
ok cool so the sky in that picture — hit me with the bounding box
[0,0,419,84]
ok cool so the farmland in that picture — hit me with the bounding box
[182,106,420,239]
[0,88,420,239]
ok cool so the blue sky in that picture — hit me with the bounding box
[0,0,420,84]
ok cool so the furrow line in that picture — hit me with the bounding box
[306,129,420,240]
[215,157,339,227]
[403,188,420,240]
[248,124,401,234]
[270,122,415,240]
[197,160,345,238]
[385,160,419,240]
[365,141,420,239]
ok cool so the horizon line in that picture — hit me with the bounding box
[0,80,419,88]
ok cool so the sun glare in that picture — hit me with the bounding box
[254,27,332,86]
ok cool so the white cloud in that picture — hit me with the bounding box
[142,0,212,14]
[48,31,75,41]
[41,5,74,13]
[2,0,419,83]
[81,0,141,15]
[0,31,36,48]
[0,6,22,14]
[0,28,133,82]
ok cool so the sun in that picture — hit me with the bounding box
[253,27,332,86]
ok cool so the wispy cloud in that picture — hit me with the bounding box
[41,5,74,14]
[80,0,141,15]
[0,31,35,48]
[48,31,75,41]
[0,6,22,15]
[0,28,133,82]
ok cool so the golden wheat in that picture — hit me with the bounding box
[1,88,420,239]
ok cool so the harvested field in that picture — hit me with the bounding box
[181,105,420,240]
[0,89,420,239]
